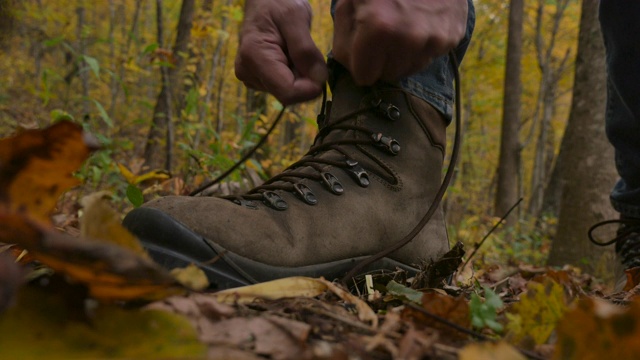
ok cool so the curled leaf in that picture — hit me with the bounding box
[0,211,182,301]
[214,276,327,304]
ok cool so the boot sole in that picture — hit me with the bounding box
[123,207,419,290]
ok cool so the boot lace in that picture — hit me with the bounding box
[589,217,640,269]
[222,95,403,210]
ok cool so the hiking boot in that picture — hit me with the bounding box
[590,216,640,291]
[123,66,450,289]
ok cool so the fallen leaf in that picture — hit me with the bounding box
[80,191,149,258]
[554,297,640,360]
[386,280,424,304]
[455,260,475,287]
[207,347,265,360]
[214,276,327,304]
[171,263,210,291]
[402,292,470,339]
[199,316,310,360]
[415,241,465,288]
[397,325,438,360]
[317,277,378,328]
[147,293,236,321]
[623,267,640,292]
[0,211,182,301]
[0,253,23,313]
[0,120,98,223]
[365,310,403,355]
[117,163,170,185]
[506,278,569,346]
[458,341,526,360]
[0,285,206,358]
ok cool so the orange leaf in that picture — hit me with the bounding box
[623,267,640,292]
[0,211,182,301]
[554,297,640,360]
[0,121,98,223]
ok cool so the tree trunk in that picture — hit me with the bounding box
[528,0,571,217]
[144,0,196,171]
[109,0,143,118]
[547,0,617,278]
[213,0,233,134]
[76,0,90,117]
[494,0,524,227]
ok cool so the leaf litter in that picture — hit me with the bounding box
[2,122,640,359]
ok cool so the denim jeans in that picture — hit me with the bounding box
[329,0,476,123]
[600,1,640,218]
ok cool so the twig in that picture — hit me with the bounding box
[405,302,488,340]
[461,198,523,269]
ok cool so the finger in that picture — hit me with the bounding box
[332,0,355,71]
[349,20,388,86]
[277,9,328,87]
[235,57,268,91]
[236,34,321,105]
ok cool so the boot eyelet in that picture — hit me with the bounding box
[372,99,400,121]
[293,183,318,205]
[232,199,259,210]
[321,172,344,195]
[262,191,288,210]
[345,159,370,188]
[371,133,401,155]
[382,103,400,121]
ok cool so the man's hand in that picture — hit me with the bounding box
[333,0,468,86]
[235,0,328,105]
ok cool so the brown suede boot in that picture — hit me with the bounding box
[124,68,450,289]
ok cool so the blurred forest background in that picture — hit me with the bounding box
[0,0,619,279]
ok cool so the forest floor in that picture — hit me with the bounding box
[1,121,640,360]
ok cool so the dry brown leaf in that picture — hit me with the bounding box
[207,347,265,360]
[623,267,640,291]
[0,120,98,223]
[402,292,470,339]
[199,316,310,360]
[0,253,23,313]
[397,325,438,360]
[316,277,379,328]
[458,341,526,360]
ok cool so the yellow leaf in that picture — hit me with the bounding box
[506,278,569,345]
[117,163,137,184]
[170,264,210,291]
[79,191,149,258]
[459,341,526,360]
[0,286,206,358]
[117,163,170,185]
[135,169,170,184]
[214,276,327,304]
